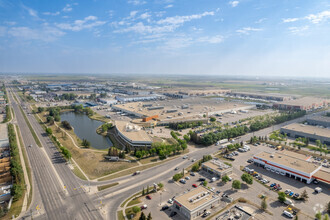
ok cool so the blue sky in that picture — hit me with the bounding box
[0,0,330,77]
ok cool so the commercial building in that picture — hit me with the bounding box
[173,186,221,219]
[115,94,164,102]
[115,121,152,148]
[280,123,330,145]
[273,97,329,111]
[201,159,233,178]
[230,91,293,102]
[253,151,330,184]
[306,115,330,128]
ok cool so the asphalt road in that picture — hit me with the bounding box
[8,87,102,220]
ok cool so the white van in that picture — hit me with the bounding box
[315,187,322,193]
[283,210,293,218]
[284,198,294,206]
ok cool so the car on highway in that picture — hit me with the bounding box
[174,167,179,170]
[192,158,196,162]
[133,171,140,176]
[146,195,152,200]
[183,155,188,159]
[28,144,32,147]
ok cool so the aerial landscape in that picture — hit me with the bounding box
[0,0,329,220]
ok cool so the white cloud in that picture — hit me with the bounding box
[114,22,177,34]
[282,18,299,23]
[155,11,166,17]
[305,10,330,24]
[229,1,239,7]
[3,21,16,26]
[140,12,151,19]
[128,0,146,5]
[43,11,60,16]
[197,35,223,44]
[0,26,6,37]
[157,11,214,25]
[8,26,65,41]
[22,5,38,18]
[56,16,106,32]
[63,4,73,12]
[236,27,262,35]
[288,26,309,35]
[255,18,266,23]
[130,11,139,18]
[165,4,173,9]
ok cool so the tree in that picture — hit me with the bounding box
[210,117,216,122]
[82,139,91,148]
[139,212,146,220]
[327,201,330,215]
[61,121,72,130]
[203,180,208,187]
[173,173,183,181]
[300,189,309,201]
[261,198,267,210]
[38,107,44,113]
[232,180,241,189]
[191,163,200,172]
[323,214,329,220]
[46,127,52,135]
[132,206,141,214]
[142,187,145,196]
[315,212,322,220]
[278,192,286,203]
[222,175,230,183]
[147,212,152,220]
[241,173,253,185]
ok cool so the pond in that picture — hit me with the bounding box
[61,111,113,150]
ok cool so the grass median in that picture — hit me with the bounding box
[19,106,42,147]
[97,182,119,191]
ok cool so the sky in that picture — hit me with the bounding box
[0,0,330,77]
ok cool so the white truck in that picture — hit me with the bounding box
[315,187,322,193]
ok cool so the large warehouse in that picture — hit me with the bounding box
[273,97,328,111]
[114,121,152,148]
[306,115,330,128]
[173,186,221,219]
[280,123,330,145]
[253,151,329,184]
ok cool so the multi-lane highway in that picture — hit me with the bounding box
[7,85,327,220]
[8,87,102,220]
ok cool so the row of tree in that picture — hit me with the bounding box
[168,121,204,130]
[250,110,306,132]
[191,125,249,146]
[8,124,24,202]
[108,147,126,159]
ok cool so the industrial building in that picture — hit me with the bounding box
[306,115,330,128]
[0,124,9,149]
[253,151,329,184]
[201,159,233,178]
[115,94,164,102]
[114,121,152,148]
[273,97,328,111]
[280,123,330,145]
[112,97,254,126]
[173,186,221,219]
[230,91,293,102]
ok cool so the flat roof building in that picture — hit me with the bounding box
[115,121,152,148]
[230,91,293,102]
[306,115,330,128]
[0,124,9,149]
[280,123,330,146]
[253,150,329,184]
[201,159,233,178]
[273,97,328,111]
[173,186,221,219]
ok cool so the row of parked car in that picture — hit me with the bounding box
[243,167,270,184]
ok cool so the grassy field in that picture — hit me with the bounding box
[19,106,42,147]
[117,211,125,220]
[127,197,141,207]
[72,164,88,180]
[97,182,119,191]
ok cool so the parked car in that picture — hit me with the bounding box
[202,211,211,217]
[179,179,186,184]
[289,192,294,197]
[247,159,253,163]
[170,212,177,217]
[270,183,276,187]
[283,210,293,218]
[146,195,152,200]
[199,177,206,181]
[190,172,195,176]
[313,179,320,184]
[168,199,173,204]
[192,184,198,188]
[185,176,190,180]
[141,204,147,210]
[285,189,291,195]
[293,193,299,198]
[161,205,169,211]
[183,155,188,159]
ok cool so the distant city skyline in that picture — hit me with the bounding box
[0,0,330,77]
